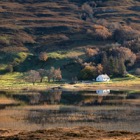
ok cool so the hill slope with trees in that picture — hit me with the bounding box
[0,0,140,80]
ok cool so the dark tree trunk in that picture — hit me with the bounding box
[40,78,43,83]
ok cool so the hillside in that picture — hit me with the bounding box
[0,0,140,79]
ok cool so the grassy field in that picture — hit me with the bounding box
[0,72,139,91]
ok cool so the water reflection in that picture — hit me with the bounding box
[0,89,140,132]
[24,105,140,132]
[0,89,140,106]
[40,89,62,104]
[0,89,62,106]
[26,107,94,127]
[29,89,62,105]
[96,89,110,104]
[96,89,110,96]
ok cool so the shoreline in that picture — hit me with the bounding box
[60,83,140,91]
[0,127,139,140]
[0,82,140,92]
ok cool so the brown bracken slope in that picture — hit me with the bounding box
[0,0,140,76]
[0,0,140,53]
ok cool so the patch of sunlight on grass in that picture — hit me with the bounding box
[127,90,140,94]
[48,50,84,59]
[0,72,23,87]
[0,35,11,44]
[17,52,29,62]
[48,52,64,59]
[0,64,7,70]
[0,72,51,90]
[0,72,23,79]
[112,75,138,82]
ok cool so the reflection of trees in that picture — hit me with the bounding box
[29,93,41,104]
[40,89,62,104]
[28,90,128,105]
[28,89,62,105]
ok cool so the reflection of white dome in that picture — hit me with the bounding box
[96,89,110,96]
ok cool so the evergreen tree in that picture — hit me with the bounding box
[118,58,126,76]
[102,52,109,74]
[113,57,119,75]
[108,56,115,75]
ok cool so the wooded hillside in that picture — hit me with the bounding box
[0,0,140,79]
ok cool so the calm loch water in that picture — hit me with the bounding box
[0,89,140,132]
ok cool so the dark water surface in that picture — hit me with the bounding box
[0,89,140,132]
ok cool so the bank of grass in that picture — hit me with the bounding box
[93,74,140,89]
[62,74,140,91]
[0,72,53,91]
[48,50,84,59]
[0,72,140,91]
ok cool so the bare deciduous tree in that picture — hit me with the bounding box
[46,67,62,82]
[54,68,62,81]
[38,69,47,82]
[25,70,41,85]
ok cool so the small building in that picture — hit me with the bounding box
[96,74,110,82]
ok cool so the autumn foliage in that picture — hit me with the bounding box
[38,52,48,62]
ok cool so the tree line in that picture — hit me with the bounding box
[78,45,137,80]
[24,67,62,85]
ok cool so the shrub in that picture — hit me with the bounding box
[87,25,112,40]
[6,64,14,73]
[0,36,10,46]
[93,25,112,40]
[82,3,93,15]
[135,68,140,75]
[96,64,103,74]
[39,52,48,61]
[123,38,140,53]
[113,25,139,43]
[85,48,99,57]
[82,3,93,19]
[78,65,97,80]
